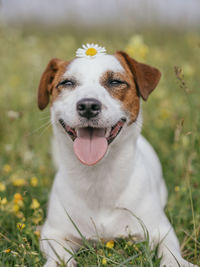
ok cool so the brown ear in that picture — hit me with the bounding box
[116,51,161,100]
[37,58,64,110]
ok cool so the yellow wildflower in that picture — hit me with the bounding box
[0,197,8,205]
[17,223,25,230]
[12,204,20,213]
[125,35,149,61]
[102,257,107,265]
[34,230,41,238]
[13,193,23,203]
[175,186,180,192]
[13,193,24,208]
[12,178,26,187]
[32,216,42,225]
[182,63,195,77]
[0,182,6,192]
[30,198,40,209]
[106,240,114,249]
[3,164,11,173]
[16,211,25,219]
[4,249,11,253]
[30,177,38,187]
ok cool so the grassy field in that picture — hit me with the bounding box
[0,25,199,266]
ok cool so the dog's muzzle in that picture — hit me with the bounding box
[58,98,126,166]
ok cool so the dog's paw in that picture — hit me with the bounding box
[160,256,197,267]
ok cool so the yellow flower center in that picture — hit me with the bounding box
[86,47,97,56]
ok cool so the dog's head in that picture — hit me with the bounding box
[37,45,161,166]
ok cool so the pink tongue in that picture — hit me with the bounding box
[73,128,108,166]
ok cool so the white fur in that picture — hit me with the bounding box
[41,55,196,267]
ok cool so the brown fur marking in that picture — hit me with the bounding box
[37,58,69,110]
[100,56,140,123]
[116,51,161,101]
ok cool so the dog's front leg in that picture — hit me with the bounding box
[40,223,78,267]
[141,209,196,267]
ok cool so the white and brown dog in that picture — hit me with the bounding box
[37,44,195,267]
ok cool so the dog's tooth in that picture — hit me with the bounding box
[76,128,80,137]
[105,127,111,138]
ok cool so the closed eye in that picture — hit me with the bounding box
[57,79,76,88]
[109,79,128,86]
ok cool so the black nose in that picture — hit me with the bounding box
[77,98,102,119]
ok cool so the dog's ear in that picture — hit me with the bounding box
[38,58,64,110]
[115,51,161,101]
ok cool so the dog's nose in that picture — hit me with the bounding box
[77,98,102,119]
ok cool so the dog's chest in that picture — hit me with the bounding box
[69,153,134,209]
[61,164,143,239]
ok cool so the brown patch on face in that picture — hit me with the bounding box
[102,51,161,124]
[100,59,140,124]
[116,51,161,101]
[37,58,70,110]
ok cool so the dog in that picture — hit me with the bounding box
[37,44,196,267]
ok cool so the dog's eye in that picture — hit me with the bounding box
[58,79,75,87]
[109,79,126,86]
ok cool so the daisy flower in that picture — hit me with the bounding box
[76,43,106,58]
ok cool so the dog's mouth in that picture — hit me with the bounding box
[59,118,126,166]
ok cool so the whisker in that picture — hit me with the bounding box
[39,122,52,137]
[26,120,51,137]
[39,115,51,121]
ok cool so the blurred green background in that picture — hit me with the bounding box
[0,3,200,265]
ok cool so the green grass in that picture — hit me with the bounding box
[0,25,199,266]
